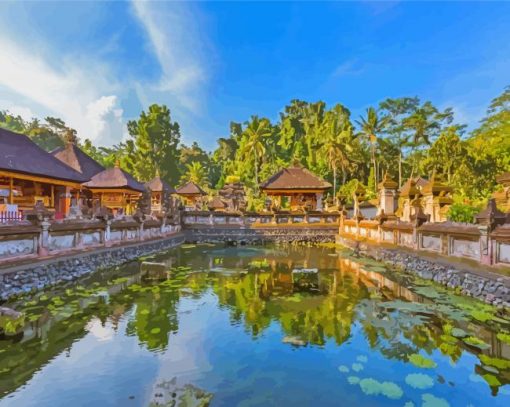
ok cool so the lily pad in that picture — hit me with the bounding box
[479,355,510,370]
[408,354,437,369]
[483,374,502,387]
[463,336,490,350]
[497,332,510,345]
[352,363,364,372]
[347,376,360,385]
[451,328,468,338]
[358,378,403,400]
[338,365,349,373]
[356,355,368,363]
[422,394,449,407]
[405,373,434,389]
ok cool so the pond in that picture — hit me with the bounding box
[1,244,510,406]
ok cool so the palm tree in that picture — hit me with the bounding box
[356,107,387,191]
[241,116,272,190]
[322,106,355,202]
[184,162,208,187]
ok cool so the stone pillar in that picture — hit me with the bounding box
[377,174,399,217]
[316,193,323,211]
[478,225,491,265]
[104,219,112,246]
[475,199,507,265]
[39,218,51,256]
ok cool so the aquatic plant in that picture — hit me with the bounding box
[405,373,434,389]
[421,393,450,407]
[358,378,403,400]
[408,354,437,369]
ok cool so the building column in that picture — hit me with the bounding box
[316,193,323,211]
[9,177,14,204]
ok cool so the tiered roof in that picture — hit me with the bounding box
[176,181,206,196]
[84,164,144,192]
[145,176,176,194]
[52,142,105,180]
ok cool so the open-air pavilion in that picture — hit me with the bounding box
[83,163,145,216]
[0,128,88,220]
[260,166,331,211]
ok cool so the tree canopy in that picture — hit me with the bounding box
[2,85,509,213]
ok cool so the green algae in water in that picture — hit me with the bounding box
[408,354,437,369]
[405,373,434,389]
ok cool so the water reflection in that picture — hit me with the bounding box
[1,244,510,405]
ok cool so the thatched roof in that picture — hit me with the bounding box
[260,166,331,191]
[0,128,89,183]
[145,176,176,194]
[400,177,428,197]
[52,143,105,180]
[84,165,144,192]
[208,196,227,210]
[176,181,206,196]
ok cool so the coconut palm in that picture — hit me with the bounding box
[184,161,208,187]
[356,107,388,191]
[240,116,272,190]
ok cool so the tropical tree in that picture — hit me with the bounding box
[356,107,387,191]
[239,116,272,190]
[183,161,208,188]
[321,104,355,201]
[126,104,181,184]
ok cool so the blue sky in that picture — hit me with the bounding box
[0,1,509,151]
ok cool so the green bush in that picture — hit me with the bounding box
[446,203,480,223]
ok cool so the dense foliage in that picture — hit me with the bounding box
[1,86,509,213]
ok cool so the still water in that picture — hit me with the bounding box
[1,244,510,406]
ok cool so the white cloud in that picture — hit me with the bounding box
[0,35,125,145]
[131,0,210,112]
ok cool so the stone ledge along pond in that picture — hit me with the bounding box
[1,244,510,407]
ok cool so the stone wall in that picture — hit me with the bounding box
[337,234,510,308]
[184,226,337,244]
[0,233,185,300]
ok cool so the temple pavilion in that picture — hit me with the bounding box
[83,163,144,216]
[175,181,207,210]
[52,139,105,215]
[0,128,88,218]
[145,174,176,215]
[260,166,331,211]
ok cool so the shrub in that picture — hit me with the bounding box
[446,203,479,223]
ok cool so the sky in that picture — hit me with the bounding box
[0,0,509,151]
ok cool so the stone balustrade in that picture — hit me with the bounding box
[0,216,181,264]
[338,203,510,267]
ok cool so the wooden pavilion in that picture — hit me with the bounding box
[52,140,105,216]
[175,181,206,210]
[0,128,88,219]
[145,175,176,215]
[260,166,331,211]
[83,163,144,216]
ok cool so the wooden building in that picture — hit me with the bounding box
[0,128,88,219]
[175,181,206,210]
[52,140,105,215]
[145,175,176,215]
[260,166,331,211]
[83,163,144,216]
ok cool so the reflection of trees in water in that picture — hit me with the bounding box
[126,289,180,351]
[211,268,370,346]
